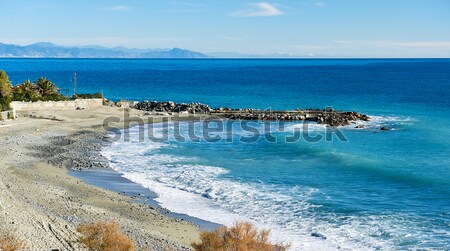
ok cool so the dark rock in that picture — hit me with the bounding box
[380,126,390,131]
[134,101,370,126]
[311,232,327,240]
[134,101,212,114]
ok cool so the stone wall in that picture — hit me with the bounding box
[11,99,103,111]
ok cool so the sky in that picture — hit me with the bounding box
[0,0,449,57]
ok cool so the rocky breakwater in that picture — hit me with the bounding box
[134,101,212,114]
[133,101,370,126]
[214,109,370,127]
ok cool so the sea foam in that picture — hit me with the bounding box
[102,119,448,251]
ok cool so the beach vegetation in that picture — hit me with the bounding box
[74,93,103,99]
[11,77,65,102]
[76,221,136,251]
[0,70,12,111]
[0,232,25,251]
[1,70,103,104]
[192,221,291,251]
[11,80,40,102]
[36,77,58,96]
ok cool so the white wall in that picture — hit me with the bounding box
[11,99,103,111]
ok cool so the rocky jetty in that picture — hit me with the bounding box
[133,101,370,126]
[217,110,370,126]
[135,101,212,113]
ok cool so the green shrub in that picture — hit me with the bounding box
[39,93,66,101]
[0,70,12,111]
[74,93,104,99]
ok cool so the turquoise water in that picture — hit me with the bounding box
[2,59,450,250]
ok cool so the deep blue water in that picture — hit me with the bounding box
[2,59,450,250]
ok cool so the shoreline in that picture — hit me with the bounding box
[0,106,203,250]
[69,168,221,232]
[0,104,381,250]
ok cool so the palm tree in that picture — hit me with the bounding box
[13,80,39,102]
[36,77,58,96]
[22,79,35,91]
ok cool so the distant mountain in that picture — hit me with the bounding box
[139,48,208,58]
[0,42,209,58]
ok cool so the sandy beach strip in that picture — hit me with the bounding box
[0,106,201,250]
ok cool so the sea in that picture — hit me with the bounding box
[2,58,450,250]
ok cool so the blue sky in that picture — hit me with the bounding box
[0,0,449,57]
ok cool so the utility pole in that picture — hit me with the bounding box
[73,72,77,97]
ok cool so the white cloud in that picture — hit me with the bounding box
[231,2,284,17]
[101,5,129,12]
[315,2,326,7]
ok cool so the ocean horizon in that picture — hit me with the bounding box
[2,58,450,250]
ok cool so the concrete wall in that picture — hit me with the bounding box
[11,99,103,111]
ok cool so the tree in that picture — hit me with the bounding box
[36,77,58,96]
[0,70,12,111]
[12,80,39,102]
[35,77,66,101]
